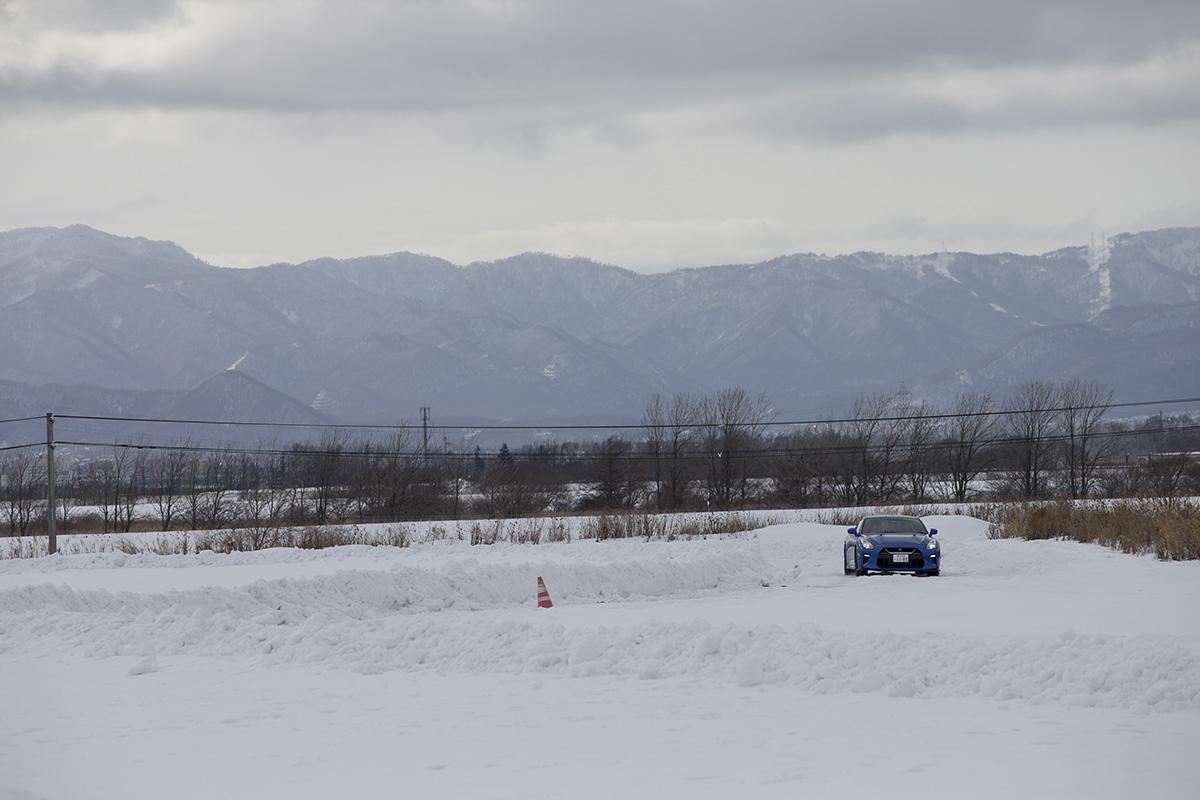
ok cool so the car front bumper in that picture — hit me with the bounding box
[861,549,939,572]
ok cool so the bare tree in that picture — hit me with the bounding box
[241,455,300,548]
[699,387,771,509]
[584,436,635,509]
[478,459,558,517]
[299,431,350,523]
[664,394,698,510]
[1004,380,1058,498]
[874,396,911,503]
[206,457,234,528]
[150,447,189,531]
[897,400,937,502]
[642,393,667,510]
[363,431,421,520]
[770,428,837,507]
[115,449,144,533]
[87,449,129,533]
[184,454,206,530]
[56,468,81,530]
[943,392,996,502]
[440,443,472,520]
[1,451,43,536]
[1143,453,1197,496]
[841,393,892,505]
[636,392,700,510]
[183,454,233,530]
[1058,380,1113,498]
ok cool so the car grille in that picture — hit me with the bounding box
[877,547,925,569]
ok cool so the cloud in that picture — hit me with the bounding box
[748,46,1200,140]
[9,0,183,32]
[1,1,1196,271]
[1,0,1198,141]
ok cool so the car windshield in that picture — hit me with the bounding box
[860,517,928,535]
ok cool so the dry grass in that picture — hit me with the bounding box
[115,525,415,555]
[808,504,996,526]
[217,525,412,552]
[579,511,784,541]
[0,510,785,558]
[989,498,1200,560]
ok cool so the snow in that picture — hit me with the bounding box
[310,389,333,411]
[1089,236,1114,319]
[226,350,249,371]
[127,653,159,676]
[2,508,806,557]
[71,267,104,289]
[931,257,962,284]
[3,274,38,307]
[2,515,1199,798]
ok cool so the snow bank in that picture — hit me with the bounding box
[0,542,774,616]
[4,584,1195,713]
[3,517,1198,717]
[352,619,1196,713]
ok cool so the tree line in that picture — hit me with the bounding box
[2,380,1198,536]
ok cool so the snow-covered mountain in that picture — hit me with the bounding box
[2,224,1198,422]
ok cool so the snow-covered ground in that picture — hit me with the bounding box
[2,516,1199,799]
[1,508,806,557]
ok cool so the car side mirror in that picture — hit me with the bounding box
[848,527,858,536]
[929,528,938,536]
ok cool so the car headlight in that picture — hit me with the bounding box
[927,539,938,549]
[860,539,874,549]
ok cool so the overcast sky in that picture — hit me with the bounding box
[2,0,1198,270]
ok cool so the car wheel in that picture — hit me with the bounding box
[844,547,856,575]
[918,569,940,577]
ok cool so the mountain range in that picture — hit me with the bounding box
[2,224,1198,433]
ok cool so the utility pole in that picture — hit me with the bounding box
[420,406,431,466]
[45,412,57,556]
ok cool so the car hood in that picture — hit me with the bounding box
[863,534,933,548]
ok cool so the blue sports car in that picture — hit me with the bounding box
[844,515,940,577]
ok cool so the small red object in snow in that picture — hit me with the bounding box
[536,576,553,608]
[225,536,235,555]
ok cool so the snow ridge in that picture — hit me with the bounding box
[1088,235,1113,319]
[3,580,1194,713]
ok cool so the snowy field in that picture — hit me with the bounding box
[2,515,1199,799]
[0,506,967,559]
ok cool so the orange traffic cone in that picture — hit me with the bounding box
[536,576,554,609]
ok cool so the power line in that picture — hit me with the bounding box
[51,395,1200,433]
[0,442,43,453]
[0,416,41,426]
[52,422,1200,464]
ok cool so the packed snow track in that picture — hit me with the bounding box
[2,515,1198,799]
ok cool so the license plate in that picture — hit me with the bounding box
[892,553,910,564]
